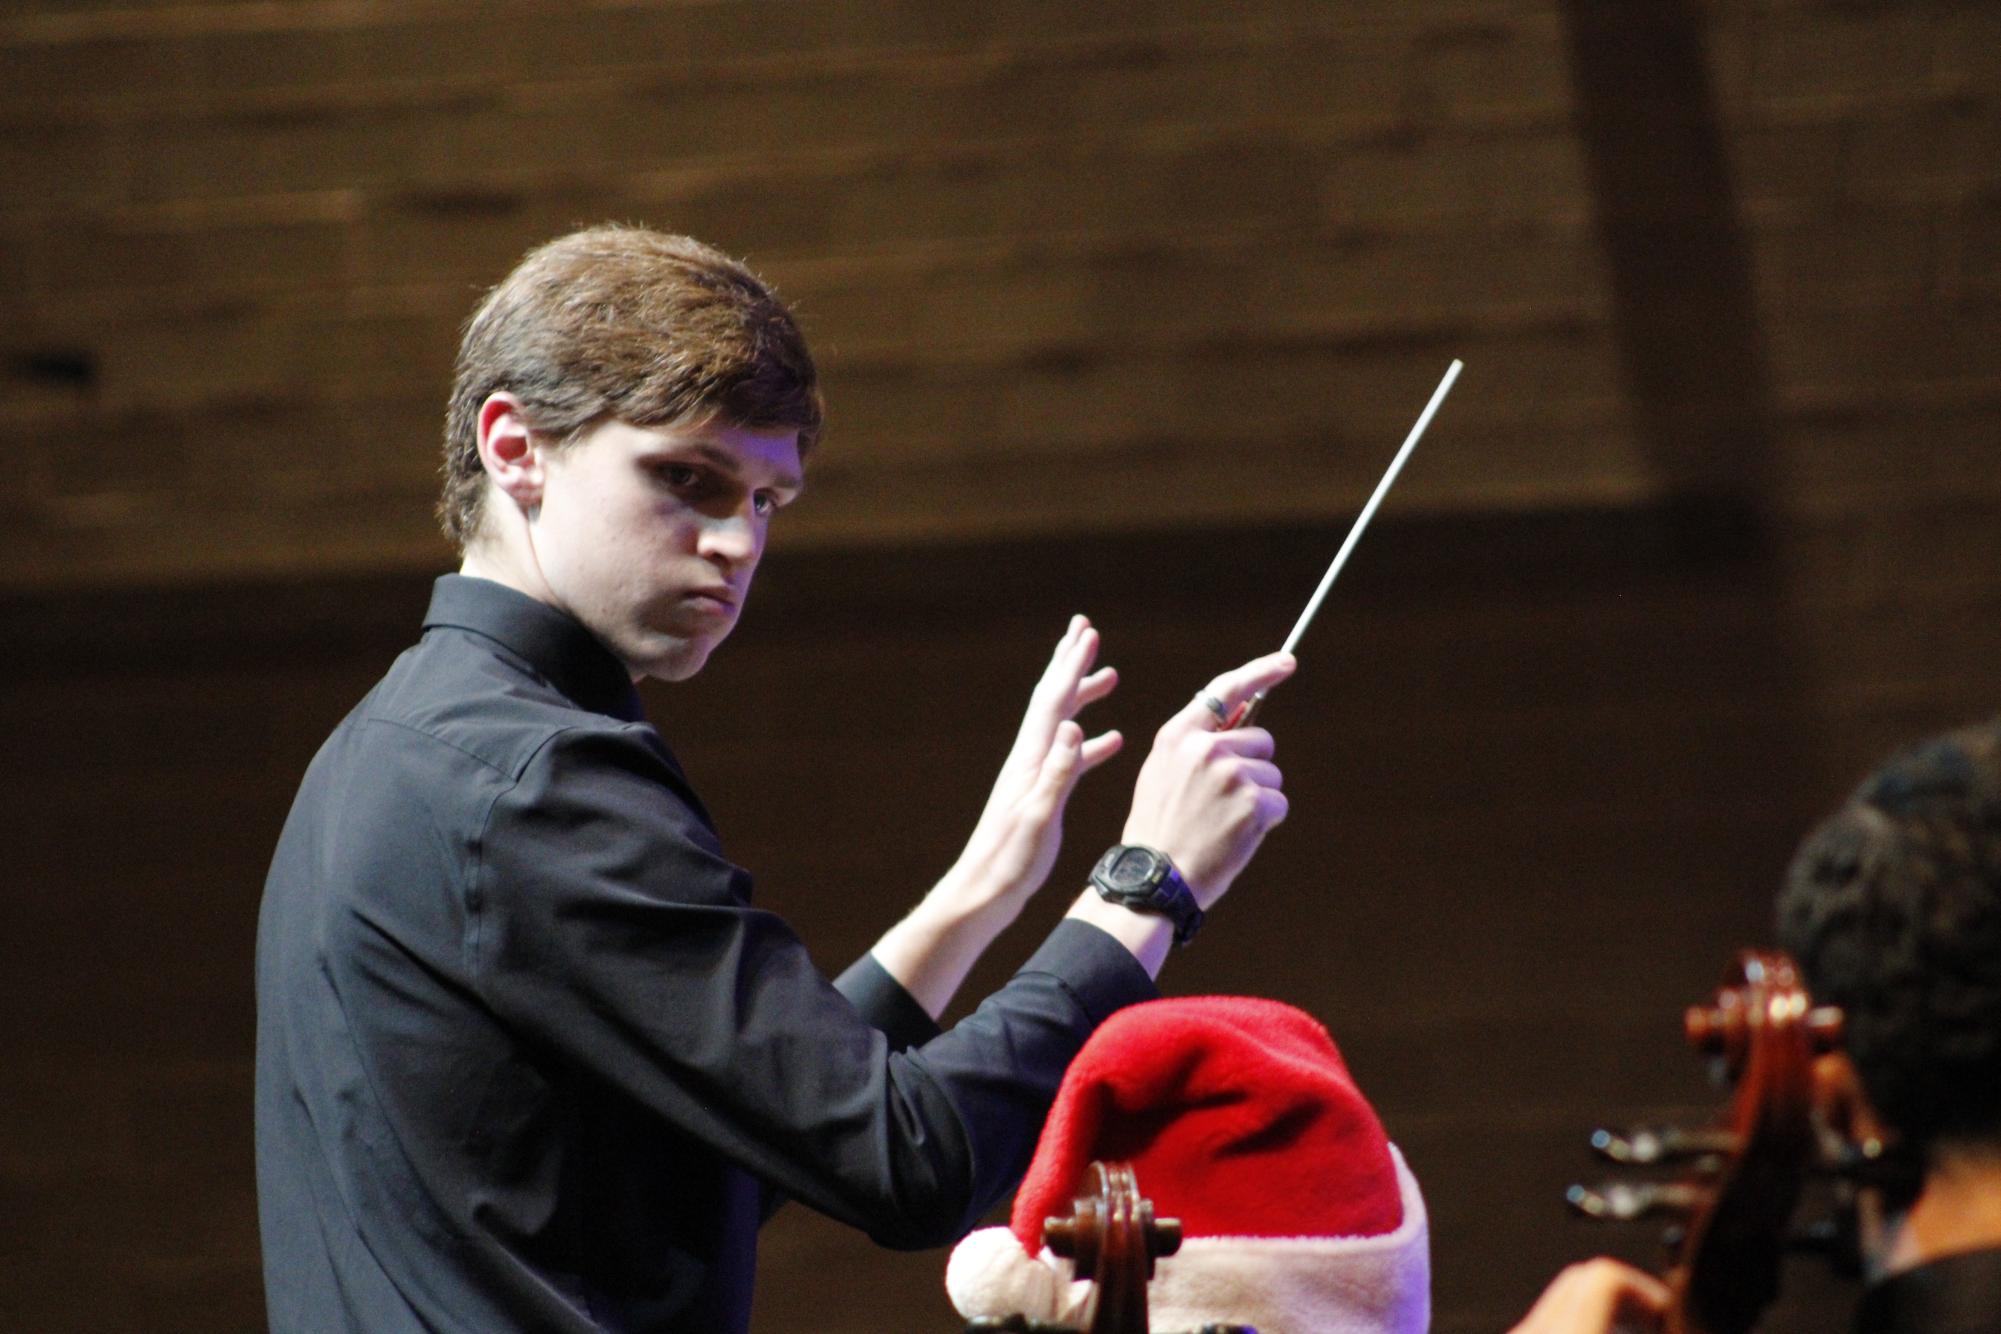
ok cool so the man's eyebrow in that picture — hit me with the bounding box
[686,440,805,493]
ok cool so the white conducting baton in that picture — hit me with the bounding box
[1227,358,1463,728]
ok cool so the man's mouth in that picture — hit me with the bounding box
[686,587,738,612]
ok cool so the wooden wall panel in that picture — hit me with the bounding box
[4,1,1991,591]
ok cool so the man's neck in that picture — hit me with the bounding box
[459,540,553,607]
[1879,1150,2001,1276]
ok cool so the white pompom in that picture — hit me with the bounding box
[945,1227,1060,1320]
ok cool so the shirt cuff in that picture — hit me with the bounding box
[1017,918,1160,1026]
[835,953,943,1052]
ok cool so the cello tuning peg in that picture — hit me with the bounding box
[1590,1126,1740,1164]
[1684,993,1749,1059]
[1566,1183,1614,1219]
[1589,1128,1657,1162]
[1567,1182,1653,1221]
[1821,1137,1926,1197]
[1567,1181,1709,1222]
[1684,1004,1723,1052]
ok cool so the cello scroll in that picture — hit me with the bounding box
[1567,950,1845,1334]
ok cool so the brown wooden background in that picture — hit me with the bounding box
[3,1,1997,1330]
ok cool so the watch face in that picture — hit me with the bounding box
[1105,845,1165,890]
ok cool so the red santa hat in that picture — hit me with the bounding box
[947,996,1429,1334]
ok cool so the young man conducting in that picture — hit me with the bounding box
[255,226,1296,1333]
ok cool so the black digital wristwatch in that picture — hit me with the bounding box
[1088,844,1205,946]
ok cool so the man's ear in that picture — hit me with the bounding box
[1811,1049,1926,1257]
[476,392,546,515]
[1813,1051,1889,1149]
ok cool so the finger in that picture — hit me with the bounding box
[1072,665,1118,711]
[1255,787,1290,828]
[1044,624,1103,709]
[1030,720,1086,805]
[1171,652,1296,731]
[1204,727,1276,761]
[1615,1267,1670,1316]
[1011,619,1096,760]
[1228,757,1283,791]
[1078,729,1124,772]
[1536,1261,1668,1329]
[1029,618,1089,701]
[1200,652,1297,713]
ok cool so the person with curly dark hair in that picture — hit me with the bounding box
[1510,720,2001,1334]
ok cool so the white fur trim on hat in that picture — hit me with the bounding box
[946,1224,1088,1326]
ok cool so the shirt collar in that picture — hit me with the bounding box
[422,574,646,724]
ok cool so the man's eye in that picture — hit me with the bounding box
[658,464,700,488]
[752,492,777,516]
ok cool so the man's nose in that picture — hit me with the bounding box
[697,505,760,566]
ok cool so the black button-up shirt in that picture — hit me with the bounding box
[1853,1246,2001,1334]
[255,575,1155,1333]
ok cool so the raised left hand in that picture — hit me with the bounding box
[937,614,1123,925]
[872,617,1123,1018]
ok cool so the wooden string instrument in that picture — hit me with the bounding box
[963,1161,1251,1334]
[1567,949,1848,1334]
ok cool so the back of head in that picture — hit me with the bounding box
[438,225,822,549]
[1778,719,2001,1163]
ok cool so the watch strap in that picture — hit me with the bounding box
[1089,844,1205,946]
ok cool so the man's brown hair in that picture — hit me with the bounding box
[439,225,823,548]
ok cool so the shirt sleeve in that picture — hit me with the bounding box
[766,954,936,1224]
[468,723,1156,1249]
[833,954,941,1054]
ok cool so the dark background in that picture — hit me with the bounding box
[3,2,1997,1330]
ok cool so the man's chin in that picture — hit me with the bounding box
[628,633,720,684]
